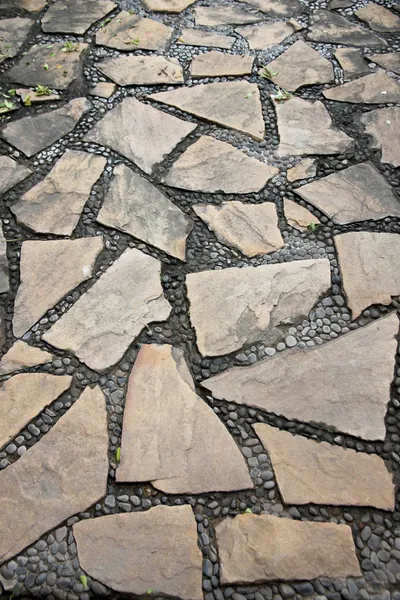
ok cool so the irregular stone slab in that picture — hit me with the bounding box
[0,307,5,351]
[191,52,254,78]
[0,18,32,63]
[117,345,252,493]
[84,98,196,175]
[296,162,400,224]
[13,237,103,338]
[307,9,386,47]
[16,88,61,104]
[360,107,400,167]
[90,82,116,98]
[0,225,8,294]
[194,6,263,26]
[178,29,234,49]
[143,0,195,11]
[324,71,400,103]
[275,97,353,156]
[262,40,334,91]
[355,3,400,33]
[329,0,355,8]
[97,55,183,86]
[43,249,171,371]
[1,98,91,158]
[334,48,370,80]
[284,198,320,231]
[0,386,108,565]
[18,0,48,11]
[203,313,398,440]
[0,373,71,449]
[12,150,106,235]
[74,506,203,600]
[255,423,395,509]
[150,81,264,141]
[241,0,303,17]
[6,42,88,90]
[215,514,361,584]
[368,52,400,75]
[193,201,283,257]
[236,21,296,50]
[162,136,278,194]
[0,156,31,196]
[287,158,317,182]
[0,341,52,375]
[97,164,193,260]
[187,258,330,356]
[41,0,117,34]
[335,232,400,318]
[96,12,173,51]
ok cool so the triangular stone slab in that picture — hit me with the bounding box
[143,0,195,12]
[194,6,263,26]
[360,107,400,168]
[368,52,400,75]
[117,344,253,494]
[307,9,386,47]
[0,341,53,375]
[236,21,296,50]
[241,0,303,17]
[323,71,400,103]
[0,156,31,196]
[178,29,234,49]
[334,48,370,80]
[355,2,400,33]
[283,198,320,231]
[95,12,173,51]
[0,17,32,62]
[41,0,117,34]
[96,55,183,86]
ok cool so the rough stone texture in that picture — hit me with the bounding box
[13,237,103,338]
[324,71,400,103]
[117,344,252,493]
[203,313,398,441]
[360,107,400,168]
[215,514,361,584]
[90,82,116,98]
[0,17,32,62]
[0,386,108,565]
[283,198,320,231]
[19,0,47,10]
[287,158,317,182]
[73,506,203,600]
[236,21,296,50]
[193,201,284,257]
[143,0,195,11]
[329,0,355,8]
[191,51,254,77]
[334,48,370,80]
[95,12,173,51]
[0,341,52,375]
[296,162,400,224]
[194,6,263,26]
[12,150,106,235]
[0,225,8,294]
[150,81,264,141]
[254,423,395,509]
[368,52,400,75]
[0,372,71,449]
[1,98,91,157]
[335,232,400,318]
[307,9,386,47]
[97,55,183,86]
[162,135,278,194]
[41,0,117,34]
[15,88,60,103]
[275,97,353,156]
[97,164,193,260]
[0,156,31,196]
[43,248,171,371]
[84,97,196,175]
[186,258,330,356]
[241,0,303,17]
[178,29,234,48]
[0,306,5,351]
[355,2,400,32]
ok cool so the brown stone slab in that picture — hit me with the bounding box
[334,48,370,80]
[178,29,234,49]
[0,156,31,196]
[368,52,400,75]
[283,198,320,231]
[355,2,400,33]
[307,9,386,47]
[96,55,183,85]
[194,6,263,26]
[191,51,253,77]
[287,158,317,182]
[236,21,296,50]
[323,71,400,103]
[241,0,303,17]
[143,0,195,11]
[360,107,400,167]
[0,17,32,63]
[0,341,52,375]
[89,82,116,98]
[95,12,173,50]
[41,0,117,34]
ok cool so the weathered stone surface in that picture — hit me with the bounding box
[324,71,400,103]
[275,97,353,156]
[356,3,400,32]
[215,514,361,584]
[241,0,303,17]
[0,373,71,449]
[96,12,173,50]
[149,81,265,141]
[335,232,400,318]
[0,156,31,196]
[178,29,234,48]
[191,51,253,77]
[143,0,195,11]
[360,107,400,167]
[0,225,8,294]
[236,21,296,50]
[287,158,317,182]
[0,18,32,62]
[162,136,278,194]
[369,52,400,75]
[97,164,193,260]
[12,150,106,235]
[19,0,47,11]
[1,98,91,157]
[97,55,183,86]
[296,162,400,224]
[193,201,283,257]
[329,0,355,8]
[84,98,196,175]
[187,258,330,356]
[41,0,116,34]
[43,249,171,371]
[195,6,263,26]
[284,198,320,231]
[0,341,52,375]
[0,306,5,351]
[262,40,333,91]
[73,506,203,600]
[13,237,103,338]
[90,82,116,98]
[16,88,60,103]
[117,344,252,493]
[255,423,395,509]
[307,9,386,47]
[0,386,108,565]
[334,48,370,80]
[203,313,398,440]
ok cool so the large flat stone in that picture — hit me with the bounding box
[95,12,173,50]
[149,81,265,141]
[368,52,400,75]
[283,198,320,232]
[73,506,203,600]
[162,135,278,194]
[334,48,370,80]
[187,258,330,356]
[13,237,103,338]
[0,386,108,565]
[97,163,193,260]
[178,29,234,49]
[194,6,263,26]
[191,51,254,78]
[117,344,252,493]
[0,156,31,196]
[236,21,296,50]
[84,97,196,175]
[203,313,398,440]
[0,17,32,62]
[96,55,183,85]
[143,0,195,12]
[355,3,400,33]
[360,107,400,168]
[296,162,400,224]
[0,224,8,294]
[324,71,400,103]
[255,423,395,509]
[1,98,91,157]
[43,249,171,371]
[0,341,52,375]
[41,0,116,34]
[216,514,361,584]
[12,150,106,235]
[307,9,386,47]
[287,158,317,182]
[241,0,303,17]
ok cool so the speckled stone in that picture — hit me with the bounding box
[41,0,117,34]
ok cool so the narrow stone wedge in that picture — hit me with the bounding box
[95,12,173,51]
[0,156,31,196]
[307,9,386,47]
[97,55,183,86]
[323,71,400,103]
[0,224,8,294]
[360,107,400,167]
[0,341,52,375]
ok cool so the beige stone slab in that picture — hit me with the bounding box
[283,198,320,232]
[191,51,253,77]
[0,224,8,294]
[307,9,386,47]
[97,55,183,86]
[0,156,32,196]
[236,21,296,50]
[255,423,395,509]
[0,342,52,375]
[356,2,400,32]
[287,158,317,182]
[143,0,195,11]
[0,17,32,62]
[360,107,400,167]
[0,386,108,565]
[178,29,234,49]
[16,89,61,103]
[241,0,303,17]
[74,506,203,600]
[203,313,398,440]
[334,48,370,80]
[368,52,400,75]
[96,12,173,51]
[89,82,116,98]
[41,0,117,34]
[194,6,263,26]
[117,344,252,493]
[323,71,400,103]
[19,0,47,11]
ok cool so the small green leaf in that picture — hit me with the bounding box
[8,88,16,96]
[23,95,32,106]
[35,84,52,96]
[80,575,88,590]
[146,589,154,595]
[244,508,253,514]
[100,17,112,27]
[270,87,292,103]
[4,99,13,109]
[43,63,49,70]
[261,67,278,80]
[128,9,135,14]
[61,41,79,52]
[46,43,53,48]
[244,91,253,99]
[307,222,318,232]
[116,446,121,462]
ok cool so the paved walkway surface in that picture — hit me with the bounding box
[0,0,400,599]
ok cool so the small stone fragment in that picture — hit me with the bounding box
[191,51,253,78]
[143,0,195,11]
[0,18,32,62]
[329,0,355,8]
[287,158,317,182]
[236,21,296,50]
[96,55,183,85]
[0,156,31,196]
[41,0,117,34]
[0,224,8,294]
[178,29,234,49]
[334,48,370,80]
[283,198,320,232]
[355,3,400,33]
[0,341,52,375]
[307,9,386,47]
[18,0,47,11]
[368,52,400,75]
[95,12,173,50]
[241,0,303,17]
[324,71,400,103]
[15,88,60,103]
[194,6,263,26]
[89,82,116,98]
[360,107,400,167]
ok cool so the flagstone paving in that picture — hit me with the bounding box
[360,107,400,167]
[283,198,320,231]
[369,51,400,74]
[95,12,173,50]
[0,341,52,375]
[324,70,400,103]
[334,47,371,80]
[307,9,386,46]
[96,55,184,86]
[194,5,263,26]
[0,17,32,62]
[236,21,297,49]
[177,29,235,48]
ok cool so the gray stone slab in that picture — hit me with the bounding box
[307,9,386,47]
[41,0,117,34]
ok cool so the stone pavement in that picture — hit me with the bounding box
[0,0,400,599]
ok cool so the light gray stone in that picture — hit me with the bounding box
[178,29,234,48]
[41,0,117,34]
[241,0,303,17]
[355,2,400,32]
[334,48,370,80]
[0,156,31,196]
[368,52,400,75]
[236,21,296,50]
[307,9,386,46]
[95,12,173,50]
[0,17,32,62]
[190,51,254,78]
[0,341,52,375]
[96,55,183,86]
[323,71,400,103]
[194,6,263,26]
[360,107,400,167]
